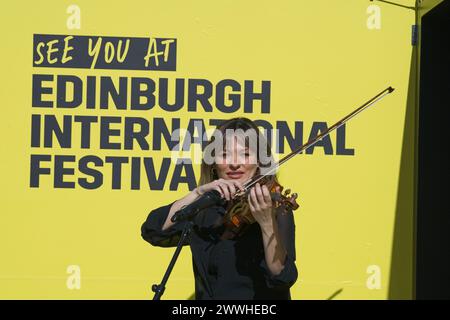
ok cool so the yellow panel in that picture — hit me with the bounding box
[0,0,431,299]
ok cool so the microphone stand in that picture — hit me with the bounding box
[152,190,224,300]
[151,219,194,300]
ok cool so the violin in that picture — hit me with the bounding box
[221,86,395,239]
[222,175,299,239]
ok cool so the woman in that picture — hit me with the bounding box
[141,117,298,300]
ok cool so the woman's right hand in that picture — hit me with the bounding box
[195,179,245,201]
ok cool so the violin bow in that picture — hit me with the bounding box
[241,86,395,192]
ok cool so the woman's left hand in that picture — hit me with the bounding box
[248,183,275,230]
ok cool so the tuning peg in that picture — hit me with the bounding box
[284,189,291,196]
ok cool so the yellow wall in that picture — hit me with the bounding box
[0,0,437,299]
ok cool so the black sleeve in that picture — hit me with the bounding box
[141,202,190,248]
[259,208,298,290]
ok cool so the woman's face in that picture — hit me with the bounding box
[214,135,258,184]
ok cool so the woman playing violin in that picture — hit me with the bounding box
[141,117,298,300]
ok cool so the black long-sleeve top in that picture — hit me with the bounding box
[141,201,298,300]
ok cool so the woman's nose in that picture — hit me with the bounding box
[229,163,241,170]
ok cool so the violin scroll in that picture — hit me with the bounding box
[271,184,300,212]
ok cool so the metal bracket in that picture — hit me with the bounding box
[369,0,421,46]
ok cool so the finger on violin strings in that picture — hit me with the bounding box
[250,187,260,210]
[254,183,266,204]
[247,194,256,212]
[248,191,257,211]
[261,185,272,204]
